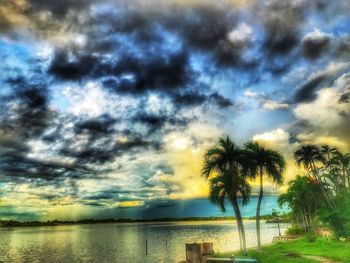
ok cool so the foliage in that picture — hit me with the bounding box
[278,175,322,231]
[286,225,305,235]
[304,231,317,242]
[281,144,350,235]
[318,190,350,237]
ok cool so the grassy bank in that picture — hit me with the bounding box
[215,237,350,262]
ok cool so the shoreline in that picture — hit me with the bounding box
[0,216,288,228]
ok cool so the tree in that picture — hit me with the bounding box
[278,175,322,231]
[320,145,344,190]
[245,141,286,249]
[202,136,251,255]
[294,145,335,209]
[331,150,350,189]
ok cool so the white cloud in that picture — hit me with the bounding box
[294,72,350,130]
[253,128,290,143]
[302,28,332,43]
[62,82,138,118]
[244,89,260,97]
[227,23,253,43]
[262,100,289,110]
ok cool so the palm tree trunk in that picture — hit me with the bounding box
[230,195,243,252]
[236,211,243,252]
[231,195,247,255]
[256,167,263,250]
[307,205,313,227]
[310,161,335,209]
[301,210,307,232]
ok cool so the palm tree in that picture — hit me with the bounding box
[294,145,326,174]
[294,145,335,208]
[245,141,286,249]
[320,145,338,163]
[278,175,322,231]
[202,136,251,255]
[320,145,343,189]
[331,150,350,189]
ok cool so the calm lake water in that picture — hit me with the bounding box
[0,221,288,263]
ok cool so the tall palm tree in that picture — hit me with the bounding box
[202,136,250,255]
[294,145,335,208]
[331,150,350,189]
[245,141,286,249]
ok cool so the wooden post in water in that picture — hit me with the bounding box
[146,240,148,255]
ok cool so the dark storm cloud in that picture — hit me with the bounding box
[0,74,92,182]
[293,74,328,103]
[164,6,252,67]
[132,112,192,134]
[261,0,305,56]
[1,76,52,139]
[335,37,350,58]
[293,63,349,103]
[209,92,233,108]
[173,92,207,106]
[49,48,192,94]
[27,0,94,18]
[74,114,117,137]
[59,131,157,165]
[48,50,102,81]
[46,2,259,91]
[339,93,350,104]
[173,91,233,108]
[0,142,89,181]
[302,31,331,60]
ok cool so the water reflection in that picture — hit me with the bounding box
[0,221,287,263]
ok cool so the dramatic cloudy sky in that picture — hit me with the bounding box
[0,0,349,220]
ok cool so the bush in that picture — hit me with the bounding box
[304,231,317,242]
[286,225,305,235]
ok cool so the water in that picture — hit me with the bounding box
[0,221,288,263]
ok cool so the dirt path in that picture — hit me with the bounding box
[302,255,341,263]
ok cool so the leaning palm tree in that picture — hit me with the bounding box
[245,141,286,249]
[294,145,335,208]
[202,136,250,255]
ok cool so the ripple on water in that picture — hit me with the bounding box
[0,221,288,263]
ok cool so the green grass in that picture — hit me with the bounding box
[215,237,350,263]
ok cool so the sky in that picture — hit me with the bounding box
[0,0,349,221]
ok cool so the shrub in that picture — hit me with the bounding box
[304,231,317,242]
[286,225,305,235]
